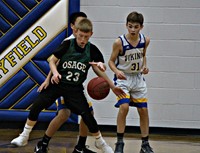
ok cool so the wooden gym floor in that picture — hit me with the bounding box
[0,128,200,153]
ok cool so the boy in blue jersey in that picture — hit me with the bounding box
[108,12,154,153]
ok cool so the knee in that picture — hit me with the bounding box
[57,109,70,122]
[81,112,99,133]
[28,96,48,121]
[137,108,148,116]
[119,104,129,115]
[28,107,42,121]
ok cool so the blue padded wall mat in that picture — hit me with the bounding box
[0,110,56,122]
[0,71,27,100]
[20,0,37,10]
[3,0,28,17]
[23,62,46,85]
[0,0,58,53]
[0,110,77,123]
[33,60,50,76]
[0,0,80,124]
[0,0,20,24]
[0,78,35,108]
[12,87,39,109]
[0,16,11,32]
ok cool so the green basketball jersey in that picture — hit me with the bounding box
[57,39,91,86]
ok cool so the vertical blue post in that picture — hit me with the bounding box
[67,0,80,36]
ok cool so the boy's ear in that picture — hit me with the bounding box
[74,28,78,33]
[90,31,93,36]
[70,23,74,29]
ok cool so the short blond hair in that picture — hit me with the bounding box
[76,18,93,33]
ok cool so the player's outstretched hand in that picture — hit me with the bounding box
[51,73,61,84]
[111,87,126,98]
[37,80,49,92]
[89,62,106,72]
[116,70,126,80]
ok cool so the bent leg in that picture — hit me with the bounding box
[45,108,71,137]
[10,119,36,147]
[79,110,94,137]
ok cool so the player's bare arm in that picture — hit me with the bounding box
[49,55,61,84]
[108,38,126,80]
[141,36,150,75]
[37,72,52,92]
[89,61,106,72]
[38,59,61,92]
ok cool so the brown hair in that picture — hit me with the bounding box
[76,18,93,33]
[126,11,144,26]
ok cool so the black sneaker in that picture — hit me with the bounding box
[114,142,124,153]
[140,141,154,153]
[34,141,48,153]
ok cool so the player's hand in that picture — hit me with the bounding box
[51,73,61,84]
[111,87,126,98]
[37,80,49,92]
[141,67,149,75]
[89,62,106,72]
[116,70,126,80]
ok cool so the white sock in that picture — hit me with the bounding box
[20,124,33,137]
[95,133,102,139]
[95,134,105,145]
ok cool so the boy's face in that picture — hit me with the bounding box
[75,29,93,48]
[126,22,143,36]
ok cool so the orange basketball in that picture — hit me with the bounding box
[87,77,110,100]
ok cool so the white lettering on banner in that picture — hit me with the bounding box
[0,26,47,79]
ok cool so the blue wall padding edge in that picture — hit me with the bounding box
[0,110,78,123]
